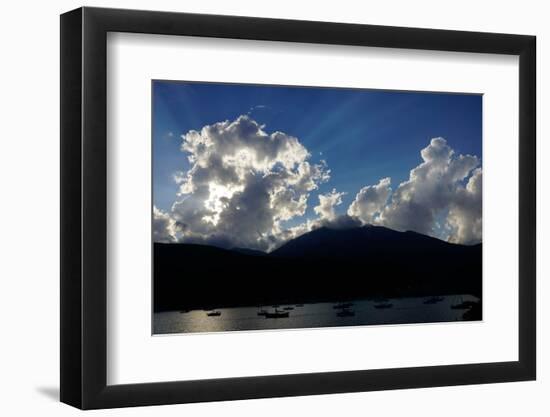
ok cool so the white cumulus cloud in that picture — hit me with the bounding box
[161,115,329,251]
[314,189,346,221]
[347,177,392,224]
[153,206,177,243]
[447,168,482,244]
[351,137,481,244]
[155,120,482,249]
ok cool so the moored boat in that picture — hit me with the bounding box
[451,300,477,310]
[336,308,355,317]
[265,309,289,318]
[423,296,444,305]
[333,302,354,309]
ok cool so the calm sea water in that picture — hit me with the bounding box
[153,294,480,335]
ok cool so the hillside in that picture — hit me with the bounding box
[154,225,482,311]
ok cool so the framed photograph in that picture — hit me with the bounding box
[60,7,536,409]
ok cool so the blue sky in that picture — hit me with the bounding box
[153,81,481,228]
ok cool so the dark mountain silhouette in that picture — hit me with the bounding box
[154,225,481,312]
[272,225,472,259]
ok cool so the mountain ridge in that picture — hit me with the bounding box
[270,225,476,258]
[154,225,482,312]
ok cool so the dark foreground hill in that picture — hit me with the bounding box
[154,225,481,312]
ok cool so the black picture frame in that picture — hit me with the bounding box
[60,6,536,410]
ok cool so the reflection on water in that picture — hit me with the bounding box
[153,294,480,335]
